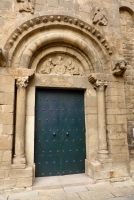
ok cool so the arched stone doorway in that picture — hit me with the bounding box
[5,15,129,185]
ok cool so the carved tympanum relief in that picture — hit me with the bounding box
[37,54,84,76]
[0,48,8,68]
[93,8,108,26]
[112,59,127,76]
[17,0,35,14]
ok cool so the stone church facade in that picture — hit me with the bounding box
[0,0,134,190]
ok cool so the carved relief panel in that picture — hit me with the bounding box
[37,54,84,76]
[17,0,35,14]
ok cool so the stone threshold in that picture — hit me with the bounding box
[32,173,96,190]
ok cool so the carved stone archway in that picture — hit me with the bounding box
[6,15,129,182]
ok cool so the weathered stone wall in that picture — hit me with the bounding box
[0,0,133,191]
[119,6,134,173]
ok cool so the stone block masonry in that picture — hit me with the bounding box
[0,0,133,191]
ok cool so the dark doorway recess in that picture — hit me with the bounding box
[34,88,86,177]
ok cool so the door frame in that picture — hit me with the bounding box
[25,74,98,177]
[34,88,86,177]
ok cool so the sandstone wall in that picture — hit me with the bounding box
[0,0,133,191]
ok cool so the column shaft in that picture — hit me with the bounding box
[15,87,26,156]
[13,76,29,165]
[97,89,107,151]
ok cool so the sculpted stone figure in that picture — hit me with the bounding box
[38,55,83,76]
[113,59,127,76]
[17,0,35,14]
[0,48,8,68]
[39,58,54,74]
[93,8,108,26]
[66,59,80,75]
[54,56,66,75]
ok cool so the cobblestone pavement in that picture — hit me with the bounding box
[1,180,134,200]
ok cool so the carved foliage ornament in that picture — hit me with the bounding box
[88,75,107,91]
[93,8,108,26]
[0,48,8,68]
[112,59,127,76]
[38,55,83,76]
[16,76,29,88]
[17,0,35,14]
[94,80,107,91]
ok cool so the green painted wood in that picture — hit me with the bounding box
[34,88,86,177]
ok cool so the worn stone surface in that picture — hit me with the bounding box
[0,0,134,191]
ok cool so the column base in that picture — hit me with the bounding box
[98,150,109,159]
[13,155,26,165]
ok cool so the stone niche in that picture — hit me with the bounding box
[36,53,85,76]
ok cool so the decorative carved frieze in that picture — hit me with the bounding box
[93,8,108,26]
[0,48,8,68]
[17,0,35,14]
[112,59,127,76]
[38,55,83,76]
[16,76,29,88]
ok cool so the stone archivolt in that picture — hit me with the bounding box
[37,55,83,76]
[5,15,112,56]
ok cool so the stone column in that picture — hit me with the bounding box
[13,76,29,165]
[94,80,109,159]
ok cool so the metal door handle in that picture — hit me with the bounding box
[53,133,56,136]
[66,132,69,136]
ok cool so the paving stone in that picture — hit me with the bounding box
[8,191,38,200]
[19,193,81,200]
[78,189,114,200]
[106,186,134,197]
[111,181,134,188]
[108,194,134,200]
[86,182,112,191]
[38,188,65,196]
[0,194,8,200]
[64,185,88,193]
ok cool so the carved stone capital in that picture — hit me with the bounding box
[16,76,29,88]
[113,59,127,76]
[94,80,107,91]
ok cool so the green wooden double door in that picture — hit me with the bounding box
[34,88,86,177]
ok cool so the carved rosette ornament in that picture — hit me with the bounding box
[112,59,127,76]
[16,76,29,88]
[94,80,108,91]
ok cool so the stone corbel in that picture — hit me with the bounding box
[88,75,109,159]
[0,47,8,68]
[112,59,127,76]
